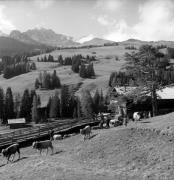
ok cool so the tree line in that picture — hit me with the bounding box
[3,62,36,79]
[108,71,135,87]
[71,54,96,78]
[35,70,61,90]
[0,86,109,125]
[0,55,36,79]
[123,44,174,116]
[0,87,40,124]
[37,54,54,62]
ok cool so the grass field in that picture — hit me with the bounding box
[0,45,136,104]
[1,115,174,180]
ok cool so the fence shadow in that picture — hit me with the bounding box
[89,134,98,140]
[52,150,64,155]
[0,163,6,167]
[13,156,28,163]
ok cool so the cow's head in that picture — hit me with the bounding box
[32,141,38,149]
[1,149,7,157]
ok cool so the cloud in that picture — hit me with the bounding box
[102,0,174,41]
[35,21,46,29]
[103,19,134,41]
[34,0,55,10]
[77,34,95,44]
[0,5,15,34]
[97,15,116,26]
[96,0,122,12]
[133,0,174,41]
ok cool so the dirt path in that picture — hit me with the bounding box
[0,126,174,180]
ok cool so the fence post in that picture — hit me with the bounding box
[38,127,40,138]
[11,131,15,144]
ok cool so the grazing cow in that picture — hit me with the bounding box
[2,143,20,163]
[80,125,91,141]
[53,134,63,140]
[32,140,53,155]
[133,112,141,121]
[110,119,117,126]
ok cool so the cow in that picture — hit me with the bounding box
[32,140,53,155]
[80,125,91,141]
[53,134,63,140]
[133,112,141,121]
[2,143,20,163]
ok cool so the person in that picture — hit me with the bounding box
[106,114,111,128]
[99,113,104,128]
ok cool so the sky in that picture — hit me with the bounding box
[0,0,174,42]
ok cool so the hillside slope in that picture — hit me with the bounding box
[0,124,174,180]
[83,38,115,46]
[0,37,44,57]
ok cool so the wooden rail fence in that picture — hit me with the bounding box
[0,118,99,148]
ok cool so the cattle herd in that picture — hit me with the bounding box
[0,112,150,164]
[1,125,92,164]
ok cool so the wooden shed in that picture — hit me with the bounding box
[8,118,26,129]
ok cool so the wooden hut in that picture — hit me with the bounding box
[8,118,26,129]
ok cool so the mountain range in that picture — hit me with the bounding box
[9,28,78,47]
[0,28,173,57]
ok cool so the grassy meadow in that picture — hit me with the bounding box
[0,45,137,104]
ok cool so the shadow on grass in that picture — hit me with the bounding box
[140,121,151,124]
[52,150,64,155]
[0,156,28,167]
[89,134,98,140]
[13,156,28,163]
[0,163,6,167]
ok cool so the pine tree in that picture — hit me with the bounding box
[79,64,86,78]
[44,55,47,62]
[80,89,94,118]
[4,87,14,124]
[124,45,172,116]
[60,85,69,117]
[99,89,105,112]
[32,95,38,123]
[42,71,47,88]
[52,70,61,89]
[38,72,43,87]
[14,93,21,118]
[93,89,100,114]
[76,97,81,119]
[45,73,51,89]
[35,78,40,89]
[58,55,63,65]
[0,88,4,123]
[86,63,95,78]
[49,91,60,118]
[20,89,31,122]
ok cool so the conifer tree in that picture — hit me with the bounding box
[4,87,14,123]
[79,64,86,78]
[32,95,38,123]
[58,55,63,65]
[49,91,60,118]
[35,78,40,89]
[52,70,61,89]
[76,97,81,119]
[93,89,100,114]
[60,85,69,117]
[20,89,31,122]
[0,88,4,123]
[80,89,94,118]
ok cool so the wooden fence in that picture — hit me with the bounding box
[0,118,99,148]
